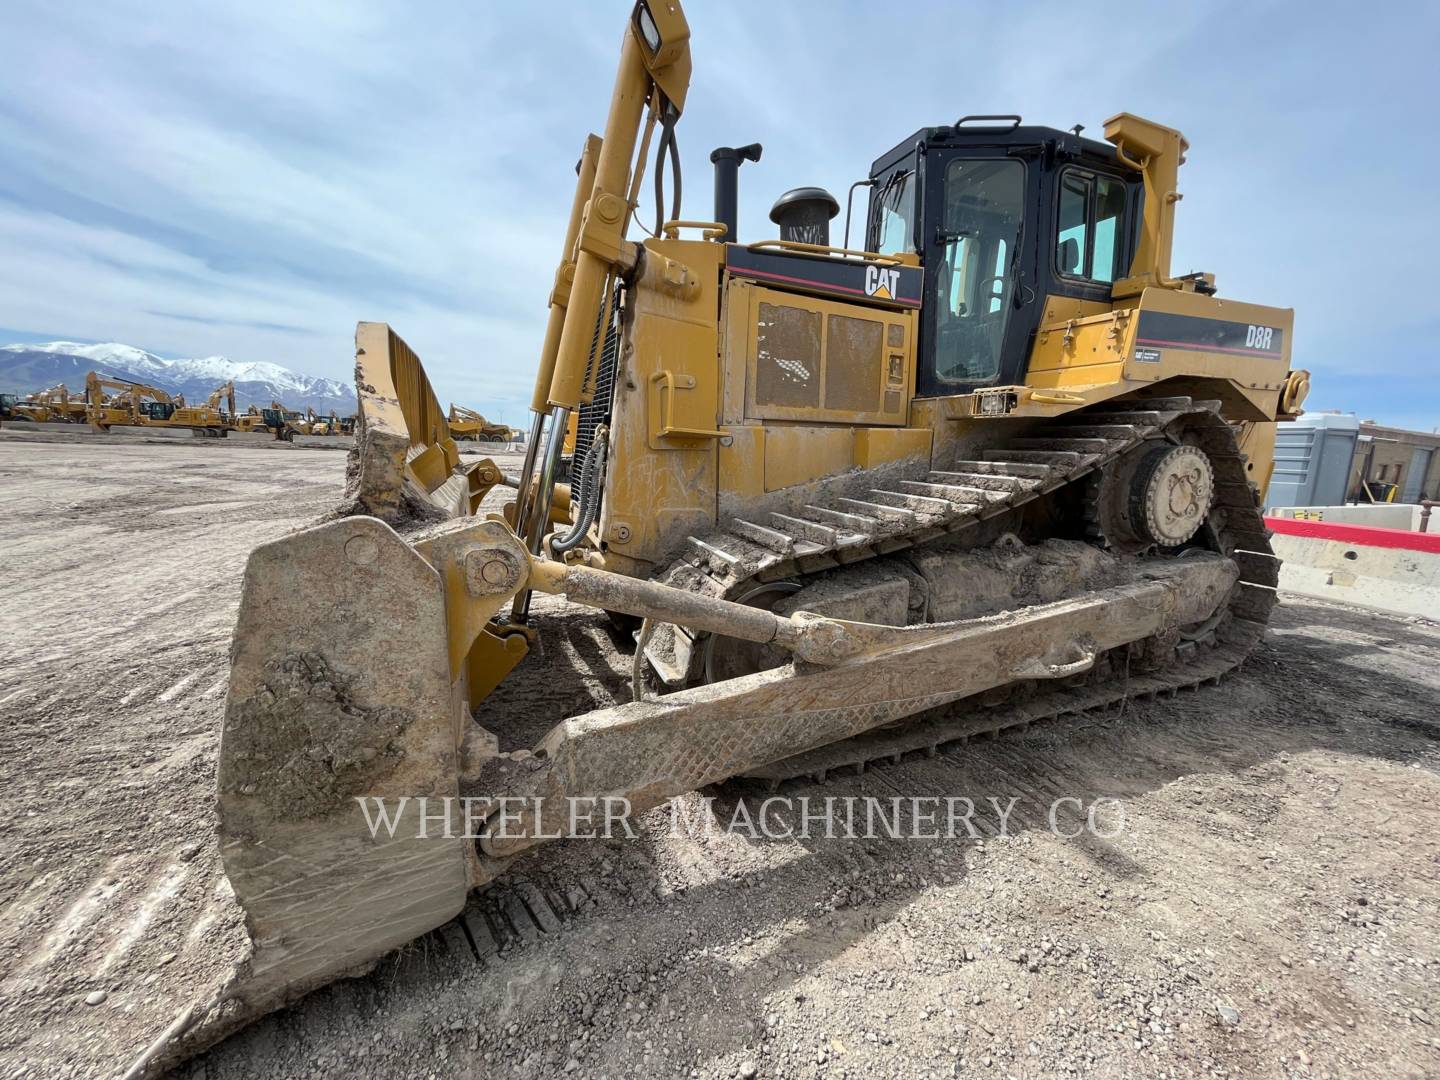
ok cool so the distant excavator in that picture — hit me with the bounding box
[84,372,172,430]
[85,373,232,436]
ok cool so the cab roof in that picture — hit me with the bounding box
[869,120,1121,178]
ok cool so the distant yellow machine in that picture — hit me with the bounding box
[230,405,271,434]
[79,373,232,435]
[216,0,1309,1021]
[136,380,234,436]
[3,383,87,424]
[83,372,171,430]
[447,403,518,443]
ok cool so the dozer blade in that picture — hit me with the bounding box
[216,509,1239,1009]
[348,321,506,521]
[217,515,525,1009]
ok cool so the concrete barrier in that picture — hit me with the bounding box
[226,431,283,446]
[16,421,90,434]
[108,425,197,439]
[1269,503,1424,531]
[291,434,354,450]
[1266,515,1440,619]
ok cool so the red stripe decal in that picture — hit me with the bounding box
[731,265,922,307]
[1265,515,1440,554]
[1135,337,1283,359]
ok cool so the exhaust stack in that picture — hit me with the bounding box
[709,143,762,242]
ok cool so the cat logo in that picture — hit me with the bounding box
[865,264,901,300]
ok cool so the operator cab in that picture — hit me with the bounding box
[138,401,176,420]
[865,116,1144,398]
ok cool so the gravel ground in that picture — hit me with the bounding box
[1,434,1437,1080]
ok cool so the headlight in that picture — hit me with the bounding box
[634,2,661,52]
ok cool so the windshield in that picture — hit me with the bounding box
[931,158,1025,386]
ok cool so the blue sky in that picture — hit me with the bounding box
[1,0,1435,428]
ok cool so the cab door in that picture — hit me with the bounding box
[916,151,1042,396]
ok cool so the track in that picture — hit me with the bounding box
[642,396,1277,779]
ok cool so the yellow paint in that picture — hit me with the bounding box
[718,426,766,500]
[763,425,853,492]
[855,427,932,469]
[599,236,722,565]
[464,627,530,708]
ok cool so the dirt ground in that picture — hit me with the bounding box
[1,434,1438,1080]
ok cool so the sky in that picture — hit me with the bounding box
[1,0,1436,429]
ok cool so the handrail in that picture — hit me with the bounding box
[745,238,904,266]
[660,220,728,241]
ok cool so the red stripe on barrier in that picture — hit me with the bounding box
[1264,515,1440,554]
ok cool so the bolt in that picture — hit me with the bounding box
[594,193,624,223]
[345,534,379,566]
[464,548,520,596]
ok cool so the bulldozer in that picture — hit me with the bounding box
[448,402,520,443]
[210,0,1308,1039]
[230,404,270,434]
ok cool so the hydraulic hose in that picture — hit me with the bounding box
[652,104,681,237]
[549,424,608,554]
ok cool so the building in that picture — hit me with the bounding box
[1348,422,1440,503]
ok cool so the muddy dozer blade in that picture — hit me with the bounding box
[347,321,502,521]
[216,515,523,1010]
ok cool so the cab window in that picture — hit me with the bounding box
[874,170,916,254]
[1055,169,1128,283]
[930,158,1025,386]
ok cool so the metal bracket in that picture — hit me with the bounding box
[649,370,727,440]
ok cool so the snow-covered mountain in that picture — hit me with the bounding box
[0,341,355,413]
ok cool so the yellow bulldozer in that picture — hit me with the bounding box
[230,404,271,434]
[211,0,1308,1033]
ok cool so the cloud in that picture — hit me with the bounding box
[2,0,1436,426]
